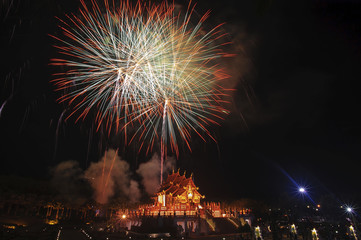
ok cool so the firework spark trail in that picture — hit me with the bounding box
[160,99,168,184]
[0,100,7,119]
[53,109,66,161]
[52,0,231,183]
[101,150,107,194]
[85,124,93,168]
[101,148,118,200]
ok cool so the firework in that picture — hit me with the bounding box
[51,0,231,183]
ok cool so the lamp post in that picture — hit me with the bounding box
[298,187,307,216]
[311,228,319,240]
[290,224,297,240]
[254,226,263,240]
[345,206,358,240]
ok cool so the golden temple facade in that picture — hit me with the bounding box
[147,170,205,216]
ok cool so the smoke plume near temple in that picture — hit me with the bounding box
[84,149,140,204]
[137,154,176,195]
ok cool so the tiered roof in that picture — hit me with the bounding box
[157,170,202,197]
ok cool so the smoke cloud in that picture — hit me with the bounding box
[136,153,176,195]
[50,160,88,205]
[129,180,141,202]
[84,149,140,204]
[51,150,178,204]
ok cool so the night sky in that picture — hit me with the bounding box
[1,0,361,203]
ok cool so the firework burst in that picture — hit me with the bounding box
[51,0,231,183]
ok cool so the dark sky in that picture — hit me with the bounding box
[1,0,361,203]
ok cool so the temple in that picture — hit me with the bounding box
[119,171,252,235]
[148,170,206,216]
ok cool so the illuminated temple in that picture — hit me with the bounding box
[120,171,252,234]
[140,170,223,217]
[153,170,204,216]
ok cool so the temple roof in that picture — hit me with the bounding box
[156,170,202,197]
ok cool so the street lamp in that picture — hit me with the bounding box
[298,187,306,193]
[344,205,358,239]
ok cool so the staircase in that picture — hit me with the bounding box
[212,218,239,234]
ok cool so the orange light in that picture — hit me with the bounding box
[3,225,16,229]
[46,220,58,225]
